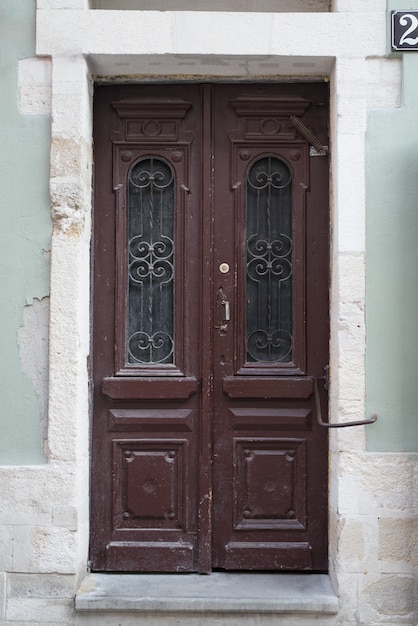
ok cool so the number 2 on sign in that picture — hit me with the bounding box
[399,13,418,46]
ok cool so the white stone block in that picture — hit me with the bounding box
[367,58,402,110]
[338,518,365,562]
[337,299,365,343]
[0,572,5,621]
[331,571,360,623]
[53,505,78,531]
[36,10,386,58]
[38,0,88,7]
[337,453,416,515]
[7,572,75,598]
[334,57,367,97]
[1,622,70,626]
[32,526,77,574]
[328,400,367,451]
[0,469,52,526]
[51,94,91,140]
[334,253,365,303]
[332,134,366,253]
[335,477,365,518]
[0,526,13,571]
[12,526,34,573]
[50,57,92,150]
[378,517,417,572]
[360,573,416,623]
[6,597,73,622]
[333,361,365,405]
[334,96,367,136]
[50,136,90,179]
[18,57,52,115]
[336,514,379,574]
[332,0,386,10]
[52,55,90,92]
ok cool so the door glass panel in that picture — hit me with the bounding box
[246,155,293,363]
[127,156,175,365]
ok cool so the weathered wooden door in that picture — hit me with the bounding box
[90,83,329,573]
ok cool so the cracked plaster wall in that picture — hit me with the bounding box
[0,1,51,464]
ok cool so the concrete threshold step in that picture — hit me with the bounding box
[75,572,338,615]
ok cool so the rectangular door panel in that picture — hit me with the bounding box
[224,542,312,570]
[233,437,307,530]
[112,438,190,530]
[107,408,194,432]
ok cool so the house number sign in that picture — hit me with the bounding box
[392,11,418,50]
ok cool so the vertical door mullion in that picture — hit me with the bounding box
[198,84,215,573]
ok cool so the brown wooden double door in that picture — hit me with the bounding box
[91,83,329,573]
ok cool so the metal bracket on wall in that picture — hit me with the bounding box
[289,115,328,155]
[314,371,377,428]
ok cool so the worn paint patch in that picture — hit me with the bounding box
[18,297,50,452]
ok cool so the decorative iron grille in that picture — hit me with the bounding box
[246,155,293,363]
[127,157,175,364]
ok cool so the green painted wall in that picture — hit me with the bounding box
[0,1,51,463]
[365,1,418,453]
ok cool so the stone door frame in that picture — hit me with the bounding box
[36,5,371,595]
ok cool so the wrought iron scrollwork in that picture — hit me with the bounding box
[246,156,293,363]
[247,234,292,281]
[128,331,173,365]
[129,237,174,286]
[127,157,175,365]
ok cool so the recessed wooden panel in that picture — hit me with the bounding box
[105,542,194,572]
[103,376,198,400]
[108,408,194,432]
[113,439,188,530]
[230,408,311,431]
[233,438,306,530]
[224,541,312,571]
[223,377,314,399]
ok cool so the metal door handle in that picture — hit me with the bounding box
[215,288,230,331]
[314,377,377,428]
